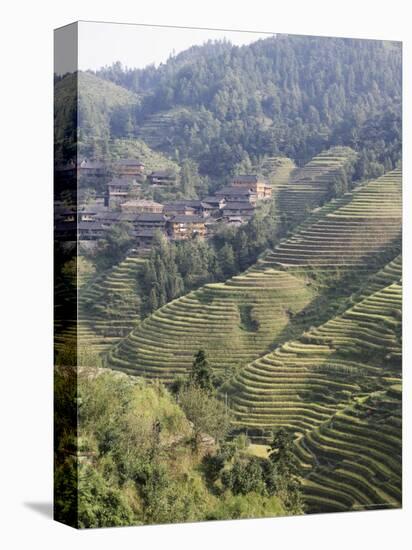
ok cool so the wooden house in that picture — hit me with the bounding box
[78,159,107,178]
[105,178,135,208]
[134,212,168,231]
[222,201,255,220]
[167,215,207,240]
[135,227,166,248]
[215,186,257,204]
[120,199,164,214]
[112,159,145,178]
[231,174,272,200]
[202,196,227,210]
[164,200,210,218]
[148,170,176,186]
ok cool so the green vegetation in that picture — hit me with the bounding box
[95,36,401,179]
[227,254,402,512]
[139,201,279,316]
[55,33,403,525]
[78,254,147,354]
[106,168,401,383]
[54,366,293,528]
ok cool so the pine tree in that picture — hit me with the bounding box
[189,350,214,393]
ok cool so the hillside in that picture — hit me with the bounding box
[55,72,178,169]
[274,146,357,227]
[55,367,287,527]
[108,138,180,174]
[227,255,402,437]
[78,255,147,355]
[95,35,402,179]
[105,168,401,382]
[54,71,140,161]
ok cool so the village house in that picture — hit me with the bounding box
[59,210,76,223]
[112,159,145,179]
[120,199,164,214]
[77,221,105,241]
[226,216,244,227]
[148,170,176,186]
[215,185,257,205]
[202,196,226,210]
[105,178,135,208]
[222,201,255,221]
[96,209,120,226]
[134,212,168,231]
[231,174,272,200]
[78,159,108,178]
[164,200,211,218]
[58,208,99,224]
[78,210,98,223]
[135,227,166,248]
[167,215,207,241]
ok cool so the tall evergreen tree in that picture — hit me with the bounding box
[189,350,214,393]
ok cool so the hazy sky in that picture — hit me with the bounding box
[77,20,274,71]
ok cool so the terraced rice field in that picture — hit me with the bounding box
[227,255,402,436]
[263,168,402,270]
[296,390,401,513]
[227,255,402,512]
[106,168,402,382]
[77,255,146,355]
[276,146,358,226]
[106,268,317,380]
[259,156,296,189]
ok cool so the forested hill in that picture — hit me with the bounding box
[94,35,402,179]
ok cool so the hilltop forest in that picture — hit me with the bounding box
[91,35,401,181]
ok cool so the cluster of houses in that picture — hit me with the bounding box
[55,158,272,249]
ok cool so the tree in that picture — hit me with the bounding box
[148,287,159,312]
[218,243,237,277]
[178,384,231,443]
[269,428,300,479]
[268,428,303,514]
[95,221,134,270]
[189,350,214,393]
[222,457,266,496]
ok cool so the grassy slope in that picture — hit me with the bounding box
[55,71,180,174]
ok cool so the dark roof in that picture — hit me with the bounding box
[107,178,134,188]
[165,200,203,208]
[97,211,121,221]
[114,159,144,167]
[149,170,176,179]
[77,221,105,231]
[202,196,226,205]
[119,212,140,222]
[135,228,163,237]
[216,186,255,196]
[231,174,263,184]
[79,160,106,170]
[135,212,167,222]
[170,215,205,223]
[223,202,255,210]
[78,209,99,215]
